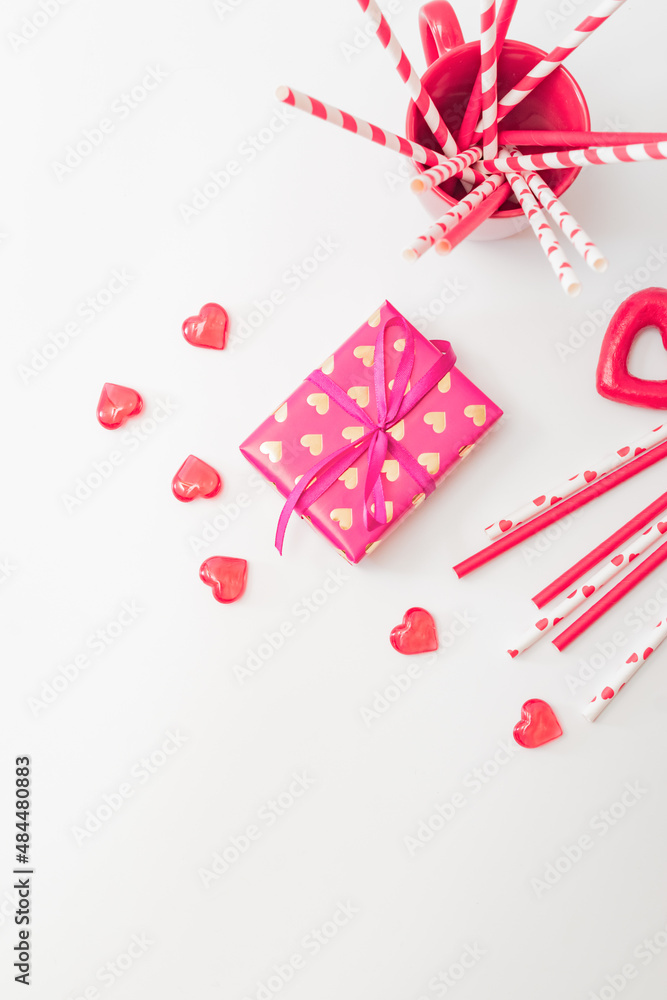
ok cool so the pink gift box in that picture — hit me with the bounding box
[240,301,502,562]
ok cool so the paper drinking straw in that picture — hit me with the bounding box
[453,439,667,578]
[509,520,667,657]
[479,0,498,159]
[533,492,667,608]
[276,86,452,167]
[525,172,607,272]
[553,539,667,651]
[583,616,667,721]
[483,141,667,173]
[410,148,482,192]
[505,169,581,296]
[458,0,519,150]
[485,423,667,540]
[470,0,630,141]
[434,181,511,253]
[499,129,667,148]
[403,174,506,261]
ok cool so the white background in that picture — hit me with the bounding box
[3,0,667,997]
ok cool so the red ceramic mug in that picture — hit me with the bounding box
[407,1,590,240]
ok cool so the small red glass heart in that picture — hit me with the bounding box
[200,557,247,604]
[390,607,438,654]
[172,456,222,502]
[97,383,143,429]
[513,699,562,749]
[182,302,229,350]
[596,288,667,408]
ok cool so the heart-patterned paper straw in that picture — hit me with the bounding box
[508,519,667,657]
[483,141,667,173]
[458,0,519,150]
[470,0,630,143]
[403,173,506,261]
[525,172,607,272]
[505,169,581,296]
[485,423,667,540]
[583,615,667,721]
[410,147,482,192]
[533,492,667,608]
[479,0,498,159]
[553,538,667,651]
[455,440,667,579]
[499,129,667,148]
[276,86,452,167]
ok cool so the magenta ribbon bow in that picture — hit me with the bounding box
[275,316,456,553]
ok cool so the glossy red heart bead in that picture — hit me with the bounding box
[97,383,143,429]
[390,607,438,654]
[172,456,222,502]
[513,699,563,749]
[182,302,229,350]
[596,288,667,408]
[199,557,247,604]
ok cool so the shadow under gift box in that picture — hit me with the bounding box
[239,301,503,563]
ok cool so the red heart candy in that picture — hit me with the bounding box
[582,585,595,598]
[199,556,247,604]
[601,686,615,700]
[172,455,222,502]
[513,699,563,749]
[499,519,513,532]
[596,288,667,408]
[390,607,438,654]
[182,302,229,350]
[97,383,143,429]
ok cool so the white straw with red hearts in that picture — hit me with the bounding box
[508,519,667,657]
[403,173,506,260]
[583,615,667,721]
[485,423,667,539]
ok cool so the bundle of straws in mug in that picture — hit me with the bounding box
[277,0,667,295]
[453,424,667,721]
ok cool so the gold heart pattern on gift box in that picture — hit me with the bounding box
[240,301,503,563]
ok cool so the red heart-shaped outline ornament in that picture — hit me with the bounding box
[199,557,247,604]
[390,607,438,654]
[182,302,229,350]
[97,383,143,429]
[172,455,222,502]
[513,699,563,749]
[596,288,667,408]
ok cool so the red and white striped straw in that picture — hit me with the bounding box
[508,519,667,657]
[505,170,581,296]
[583,616,667,721]
[276,86,451,167]
[403,173,506,261]
[458,0,519,150]
[483,141,667,173]
[499,129,667,148]
[410,147,482,192]
[485,423,667,540]
[479,0,498,159]
[355,0,455,155]
[525,172,607,272]
[486,0,629,135]
[434,181,511,254]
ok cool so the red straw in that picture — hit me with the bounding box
[453,439,667,578]
[499,129,667,148]
[435,181,510,253]
[532,491,667,608]
[552,538,667,651]
[458,0,519,150]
